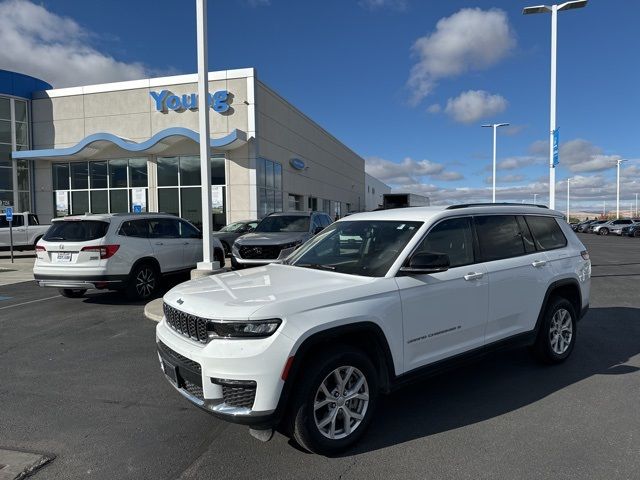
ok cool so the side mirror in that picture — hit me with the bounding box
[399,252,450,274]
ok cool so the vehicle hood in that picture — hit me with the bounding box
[235,232,308,245]
[163,263,378,321]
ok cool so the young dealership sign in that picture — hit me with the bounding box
[149,90,230,113]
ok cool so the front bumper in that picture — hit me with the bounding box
[155,319,295,428]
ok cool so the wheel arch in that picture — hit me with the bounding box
[129,256,161,276]
[535,278,583,335]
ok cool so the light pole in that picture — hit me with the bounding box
[482,123,509,203]
[566,178,570,221]
[196,0,215,270]
[524,0,588,211]
[533,193,539,204]
[636,193,638,217]
[614,159,626,219]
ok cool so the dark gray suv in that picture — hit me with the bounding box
[231,211,333,269]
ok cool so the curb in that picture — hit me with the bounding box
[144,298,163,323]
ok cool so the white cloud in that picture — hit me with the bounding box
[0,0,152,87]
[407,8,516,105]
[365,156,463,185]
[484,174,526,184]
[496,155,544,170]
[427,103,442,114]
[444,90,508,124]
[433,171,464,181]
[359,0,408,10]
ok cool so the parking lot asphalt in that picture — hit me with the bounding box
[0,233,639,480]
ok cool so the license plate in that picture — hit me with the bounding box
[57,252,72,262]
[163,360,179,386]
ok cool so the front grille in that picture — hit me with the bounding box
[238,244,282,260]
[163,303,209,343]
[183,379,204,401]
[212,379,257,409]
[157,340,201,373]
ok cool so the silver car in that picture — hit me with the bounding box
[592,219,634,235]
[231,211,333,269]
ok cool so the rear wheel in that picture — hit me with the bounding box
[126,263,158,300]
[532,297,577,364]
[214,248,225,269]
[599,228,609,236]
[58,288,86,298]
[221,241,230,257]
[634,230,640,238]
[290,347,378,454]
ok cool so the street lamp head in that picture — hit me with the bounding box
[558,0,587,11]
[481,123,510,128]
[523,5,551,14]
[481,124,492,128]
[496,123,510,128]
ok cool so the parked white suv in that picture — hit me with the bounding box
[0,212,50,250]
[156,204,591,454]
[34,213,224,299]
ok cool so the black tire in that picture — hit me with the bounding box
[58,288,87,298]
[214,248,225,269]
[230,256,244,270]
[221,241,230,257]
[290,346,378,455]
[599,228,609,236]
[125,262,159,300]
[532,297,577,364]
[634,230,640,238]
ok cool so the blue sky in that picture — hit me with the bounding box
[1,0,639,213]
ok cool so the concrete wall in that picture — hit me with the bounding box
[255,81,365,216]
[365,173,391,211]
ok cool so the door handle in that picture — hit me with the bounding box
[182,241,189,245]
[464,272,484,281]
[155,242,164,246]
[532,260,547,267]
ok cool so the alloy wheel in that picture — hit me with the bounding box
[549,308,573,355]
[135,267,156,298]
[313,366,369,440]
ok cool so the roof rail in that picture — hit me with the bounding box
[446,202,548,210]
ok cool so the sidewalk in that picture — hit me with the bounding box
[0,251,36,286]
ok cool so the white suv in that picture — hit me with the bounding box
[156,204,591,454]
[34,213,224,300]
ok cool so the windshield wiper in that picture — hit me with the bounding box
[295,263,336,271]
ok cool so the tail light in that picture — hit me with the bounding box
[35,245,46,252]
[81,244,120,259]
[580,250,590,260]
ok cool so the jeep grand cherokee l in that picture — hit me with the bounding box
[156,204,591,454]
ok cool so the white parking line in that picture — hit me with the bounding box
[0,295,61,311]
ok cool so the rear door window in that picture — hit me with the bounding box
[178,220,201,239]
[119,220,149,238]
[10,215,24,227]
[43,220,109,242]
[525,216,567,251]
[149,218,180,238]
[475,215,526,262]
[28,214,40,225]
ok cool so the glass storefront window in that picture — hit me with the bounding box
[109,159,128,188]
[265,160,274,189]
[158,188,179,217]
[17,161,29,191]
[15,122,28,146]
[90,161,108,189]
[0,168,11,190]
[0,144,11,168]
[109,189,128,213]
[180,187,202,229]
[14,101,27,123]
[1,190,13,207]
[53,163,69,190]
[274,163,282,191]
[0,98,10,120]
[71,191,89,215]
[211,156,225,185]
[129,157,148,187]
[0,120,11,144]
[71,162,88,189]
[157,157,179,186]
[179,156,200,186]
[18,191,30,211]
[90,190,108,214]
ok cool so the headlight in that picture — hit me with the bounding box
[207,319,281,338]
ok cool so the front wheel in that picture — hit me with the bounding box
[126,263,158,300]
[290,347,378,454]
[230,256,244,270]
[58,288,87,298]
[532,297,577,364]
[599,228,609,236]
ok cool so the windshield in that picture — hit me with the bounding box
[219,222,245,232]
[286,220,422,277]
[43,220,109,242]
[255,216,310,233]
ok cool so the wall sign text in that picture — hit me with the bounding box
[150,90,230,113]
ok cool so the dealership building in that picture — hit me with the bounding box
[1,68,367,229]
